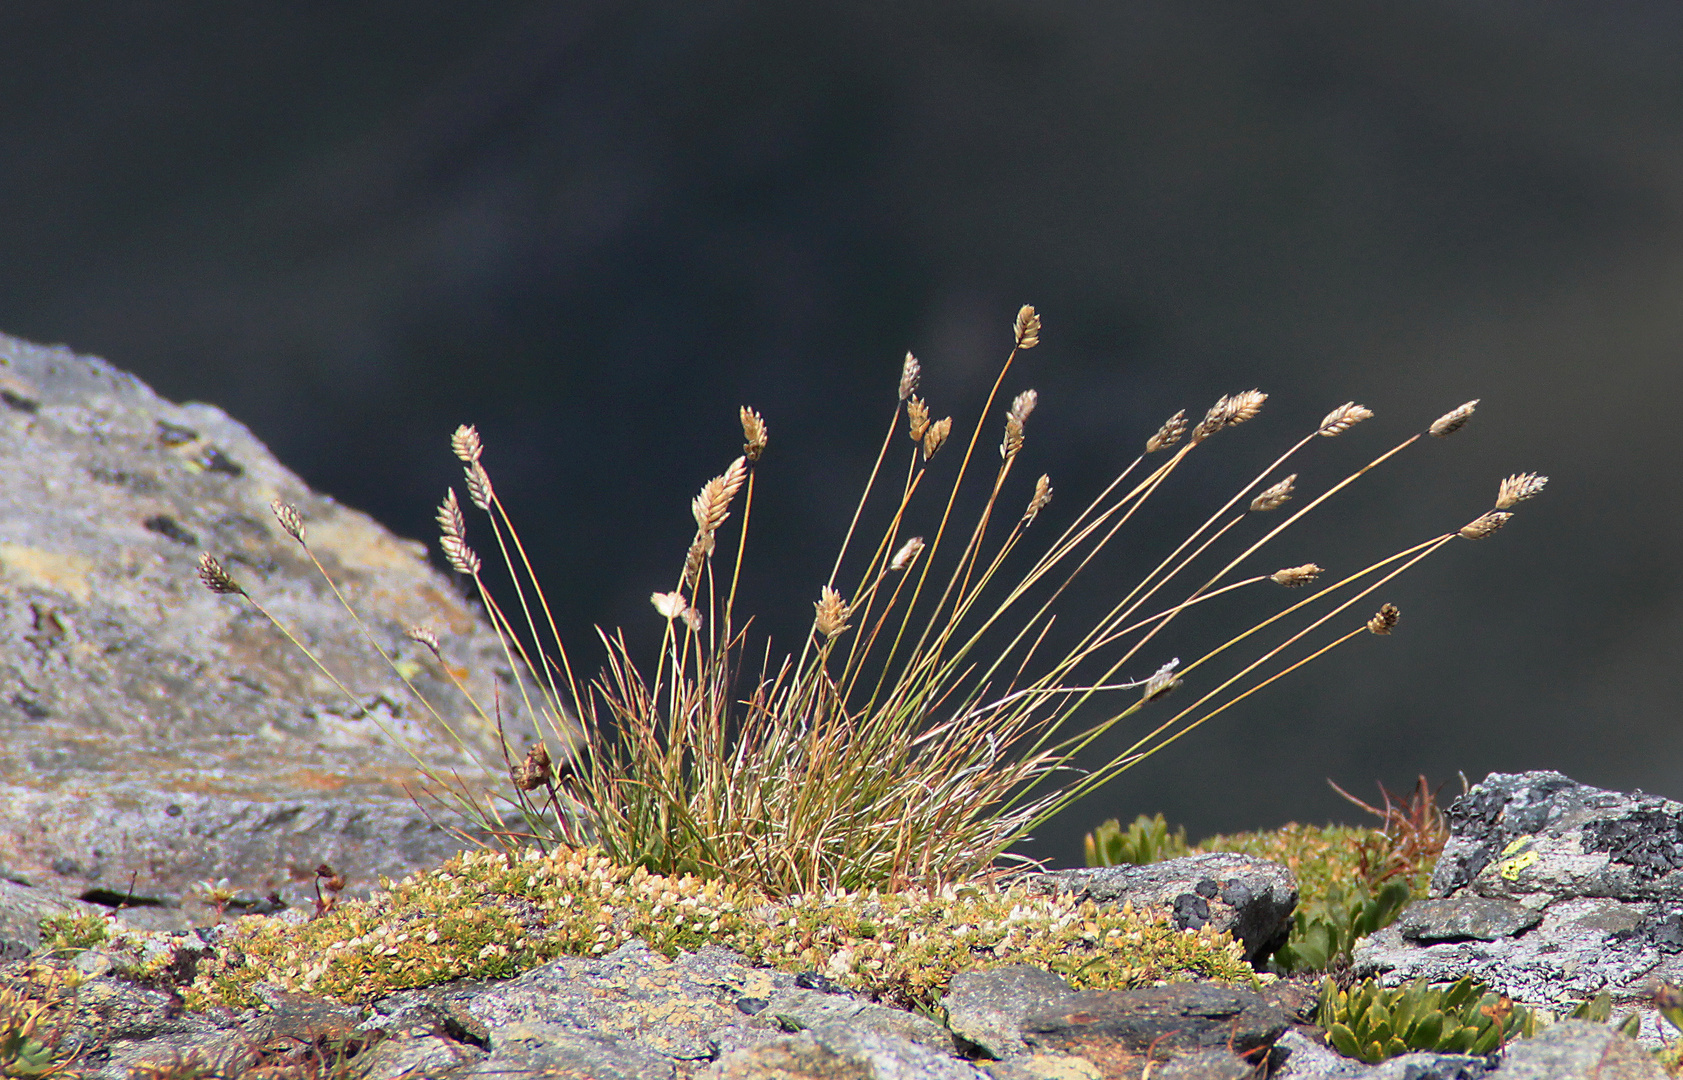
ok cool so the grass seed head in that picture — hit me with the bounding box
[270,500,305,543]
[1000,390,1037,460]
[1318,402,1374,437]
[1459,511,1512,539]
[889,536,925,572]
[465,461,494,511]
[437,491,480,574]
[452,424,483,463]
[814,586,851,639]
[1025,474,1053,525]
[692,458,749,535]
[1495,472,1547,510]
[1430,400,1479,438]
[1142,658,1182,701]
[906,396,930,443]
[440,536,481,576]
[1146,410,1188,453]
[1271,563,1322,588]
[1014,305,1041,350]
[923,416,953,460]
[196,553,244,596]
[683,533,713,589]
[1366,604,1400,635]
[436,489,466,542]
[1250,474,1296,512]
[512,742,552,791]
[406,625,442,660]
[1192,390,1267,443]
[740,406,768,461]
[899,352,921,401]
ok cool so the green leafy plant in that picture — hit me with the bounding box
[199,307,1544,897]
[1317,976,1538,1063]
[1273,879,1413,974]
[1565,990,1643,1040]
[1084,813,1191,866]
[0,986,71,1078]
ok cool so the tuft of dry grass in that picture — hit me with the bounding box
[198,304,1544,898]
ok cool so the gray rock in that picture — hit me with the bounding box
[798,1025,989,1080]
[0,876,109,958]
[1489,1020,1666,1080]
[1020,981,1288,1065]
[1356,772,1683,1022]
[350,1033,486,1080]
[1367,1052,1495,1080]
[1270,1028,1373,1078]
[700,1028,988,1080]
[467,1023,679,1079]
[941,964,1076,1058]
[1429,771,1683,904]
[1151,1049,1256,1079]
[0,333,521,925]
[1021,852,1297,963]
[757,986,956,1056]
[697,1034,878,1080]
[1396,897,1543,943]
[465,940,795,1066]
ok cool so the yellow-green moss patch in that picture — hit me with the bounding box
[1196,823,1430,902]
[186,845,1254,1012]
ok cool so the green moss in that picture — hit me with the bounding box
[1196,822,1410,898]
[186,845,1255,1012]
[36,912,114,956]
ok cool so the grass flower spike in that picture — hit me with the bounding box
[1146,410,1188,453]
[740,407,768,461]
[1459,512,1511,539]
[1366,604,1400,635]
[1014,304,1041,350]
[1429,400,1479,437]
[196,553,244,596]
[1250,475,1296,512]
[814,586,851,639]
[1319,402,1374,437]
[1495,472,1547,510]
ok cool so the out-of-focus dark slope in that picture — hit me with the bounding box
[0,2,1680,863]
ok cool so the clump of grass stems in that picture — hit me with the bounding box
[198,305,1544,899]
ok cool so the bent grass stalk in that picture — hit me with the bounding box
[197,307,1543,898]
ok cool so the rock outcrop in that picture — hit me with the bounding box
[16,929,1666,1080]
[1355,770,1683,1043]
[1026,851,1298,964]
[0,333,521,929]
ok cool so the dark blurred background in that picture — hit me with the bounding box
[2,2,1679,867]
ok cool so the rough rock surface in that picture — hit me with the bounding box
[0,878,109,959]
[0,333,519,928]
[1491,1020,1669,1080]
[1354,771,1683,1031]
[1025,852,1298,963]
[1017,980,1289,1075]
[19,930,1666,1080]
